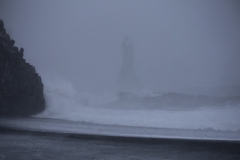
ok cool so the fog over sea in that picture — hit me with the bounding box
[32,76,240,131]
[1,0,240,131]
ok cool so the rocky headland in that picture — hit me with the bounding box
[0,20,45,116]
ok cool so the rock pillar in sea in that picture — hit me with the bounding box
[117,36,140,92]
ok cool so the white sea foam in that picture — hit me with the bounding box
[36,77,240,131]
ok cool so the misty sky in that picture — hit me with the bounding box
[1,0,240,93]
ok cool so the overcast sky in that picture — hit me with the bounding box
[1,0,240,93]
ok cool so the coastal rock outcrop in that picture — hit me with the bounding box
[0,20,45,116]
[117,36,140,92]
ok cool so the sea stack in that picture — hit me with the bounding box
[117,36,140,92]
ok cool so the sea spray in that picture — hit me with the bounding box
[35,76,240,131]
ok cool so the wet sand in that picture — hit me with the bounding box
[1,130,240,160]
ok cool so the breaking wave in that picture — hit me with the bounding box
[36,77,240,131]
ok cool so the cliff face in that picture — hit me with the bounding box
[0,20,45,116]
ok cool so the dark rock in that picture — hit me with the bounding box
[19,48,24,58]
[13,46,18,52]
[20,47,24,53]
[9,39,15,46]
[0,19,45,117]
[4,34,10,41]
[0,20,4,29]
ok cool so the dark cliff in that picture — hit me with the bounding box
[0,20,45,116]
